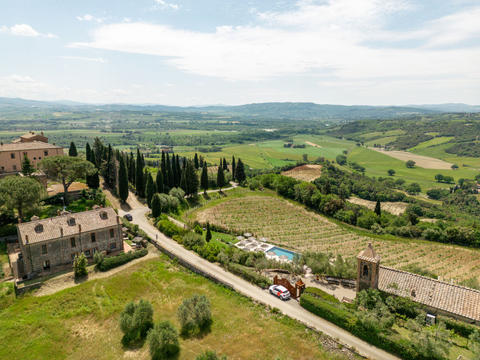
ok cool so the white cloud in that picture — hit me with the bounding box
[76,14,105,23]
[0,24,57,38]
[60,56,107,63]
[154,0,179,10]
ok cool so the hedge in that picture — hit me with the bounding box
[226,263,271,289]
[300,293,435,360]
[439,315,478,337]
[97,249,148,271]
[156,218,187,238]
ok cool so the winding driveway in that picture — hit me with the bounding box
[119,200,399,360]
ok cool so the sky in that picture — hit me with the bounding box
[0,0,479,106]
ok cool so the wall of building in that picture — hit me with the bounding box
[0,147,63,174]
[20,224,123,276]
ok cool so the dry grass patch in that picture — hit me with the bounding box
[370,148,453,169]
[281,164,323,182]
[346,197,408,216]
[195,195,480,283]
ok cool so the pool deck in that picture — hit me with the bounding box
[235,235,295,263]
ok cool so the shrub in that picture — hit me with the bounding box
[147,321,179,360]
[169,187,185,202]
[198,241,224,262]
[177,295,212,335]
[93,251,104,265]
[97,249,148,271]
[406,160,415,168]
[196,350,227,360]
[156,217,186,238]
[120,299,154,345]
[226,263,271,288]
[336,154,347,165]
[73,253,88,278]
[182,232,205,251]
[194,224,203,234]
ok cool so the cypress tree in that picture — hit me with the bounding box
[184,159,199,196]
[118,157,129,203]
[194,153,199,169]
[172,154,178,187]
[146,172,156,208]
[216,166,225,191]
[105,145,117,190]
[231,156,236,180]
[86,143,92,162]
[199,155,204,168]
[201,164,208,194]
[151,193,161,218]
[21,154,34,176]
[156,169,164,194]
[205,222,212,242]
[235,158,246,183]
[161,152,166,180]
[128,152,135,185]
[222,158,228,171]
[167,154,174,188]
[135,148,145,197]
[375,200,381,216]
[69,141,78,157]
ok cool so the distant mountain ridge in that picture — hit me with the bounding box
[0,97,478,121]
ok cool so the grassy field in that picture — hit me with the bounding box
[0,257,350,360]
[192,190,480,284]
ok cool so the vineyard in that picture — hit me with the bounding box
[281,164,323,182]
[195,195,480,283]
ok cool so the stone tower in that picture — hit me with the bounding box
[356,243,381,292]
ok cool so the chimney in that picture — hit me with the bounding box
[60,227,64,237]
[78,224,82,233]
[25,235,29,244]
[116,215,120,224]
[57,209,61,216]
[41,131,44,136]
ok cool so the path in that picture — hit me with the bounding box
[119,202,399,360]
[305,141,322,148]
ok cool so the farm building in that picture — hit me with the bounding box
[11,207,123,279]
[357,243,480,325]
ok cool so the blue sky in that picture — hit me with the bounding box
[0,0,479,105]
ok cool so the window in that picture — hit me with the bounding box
[91,233,96,242]
[362,264,369,277]
[110,229,115,238]
[85,250,91,257]
[38,156,42,160]
[44,150,48,156]
[12,165,17,171]
[43,260,50,270]
[10,153,15,159]
[35,224,44,233]
[33,157,36,160]
[100,211,108,220]
[110,243,116,250]
[42,244,47,255]
[67,217,76,226]
[71,253,76,260]
[70,237,76,248]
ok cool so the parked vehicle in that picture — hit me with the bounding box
[269,285,291,300]
[123,214,133,221]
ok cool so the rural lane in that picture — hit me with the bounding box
[119,204,399,360]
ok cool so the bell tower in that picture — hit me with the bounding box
[356,243,381,292]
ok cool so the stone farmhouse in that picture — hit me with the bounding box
[12,207,123,279]
[357,243,480,325]
[0,131,63,175]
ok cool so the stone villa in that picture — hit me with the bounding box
[12,207,123,279]
[0,131,63,175]
[357,243,480,325]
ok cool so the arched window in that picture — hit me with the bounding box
[362,264,369,277]
[34,224,44,233]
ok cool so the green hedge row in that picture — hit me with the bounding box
[300,293,433,360]
[303,287,339,303]
[156,217,187,238]
[97,249,148,271]
[439,315,478,337]
[226,263,272,289]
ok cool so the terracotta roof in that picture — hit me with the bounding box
[357,243,381,263]
[378,266,480,322]
[0,141,62,152]
[18,207,119,245]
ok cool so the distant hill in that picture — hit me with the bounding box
[1,97,479,122]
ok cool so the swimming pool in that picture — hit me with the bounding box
[269,246,297,261]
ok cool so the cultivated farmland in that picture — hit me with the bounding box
[281,164,323,182]
[370,148,453,169]
[346,197,408,216]
[195,195,480,283]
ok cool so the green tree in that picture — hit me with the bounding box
[118,157,129,203]
[387,169,395,176]
[336,154,347,165]
[374,200,381,216]
[406,160,416,168]
[302,153,308,162]
[177,294,212,335]
[151,193,162,218]
[231,156,236,180]
[0,176,45,219]
[146,172,156,207]
[73,253,88,278]
[85,143,100,189]
[194,153,199,169]
[183,159,199,196]
[135,148,145,197]
[235,158,246,183]
[147,321,179,360]
[205,222,212,242]
[451,164,459,170]
[40,156,95,204]
[406,182,421,195]
[222,158,228,171]
[21,154,34,176]
[216,166,225,191]
[68,141,78,157]
[469,329,480,359]
[201,164,209,194]
[196,351,227,360]
[156,169,164,194]
[120,299,154,345]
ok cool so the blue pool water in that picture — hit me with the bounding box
[269,246,296,261]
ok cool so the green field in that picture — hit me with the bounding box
[0,256,348,360]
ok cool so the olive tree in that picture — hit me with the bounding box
[147,321,179,360]
[177,294,212,335]
[0,176,45,219]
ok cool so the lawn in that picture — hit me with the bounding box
[0,257,349,360]
[192,190,480,284]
